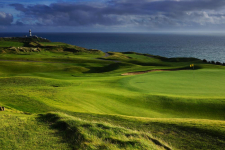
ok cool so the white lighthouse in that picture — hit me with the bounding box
[29,29,32,37]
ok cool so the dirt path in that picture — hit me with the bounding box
[122,69,188,75]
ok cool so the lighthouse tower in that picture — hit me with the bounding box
[29,29,32,37]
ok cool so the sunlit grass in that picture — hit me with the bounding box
[0,43,225,149]
[37,112,171,150]
[67,112,225,150]
[0,113,70,150]
[121,69,225,98]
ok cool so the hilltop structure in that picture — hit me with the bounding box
[29,29,32,37]
[26,29,39,39]
[0,30,51,42]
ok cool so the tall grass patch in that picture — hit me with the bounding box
[0,114,70,150]
[67,112,225,150]
[38,112,171,150]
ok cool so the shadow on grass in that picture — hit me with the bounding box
[104,137,138,147]
[87,62,133,73]
[37,113,85,150]
[65,111,225,150]
[37,113,173,150]
[127,60,165,66]
[2,95,55,114]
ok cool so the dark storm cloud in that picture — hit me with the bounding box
[9,0,225,28]
[10,3,26,11]
[0,12,13,25]
[10,2,123,26]
[108,0,225,13]
[15,20,24,26]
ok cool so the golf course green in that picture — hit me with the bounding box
[0,38,225,150]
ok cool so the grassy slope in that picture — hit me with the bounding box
[0,41,225,149]
[0,41,24,47]
[69,112,225,150]
[0,112,70,150]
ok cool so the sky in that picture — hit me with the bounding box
[1,0,225,32]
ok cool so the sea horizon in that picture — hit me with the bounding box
[1,32,225,63]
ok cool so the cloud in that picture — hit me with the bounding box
[10,3,124,26]
[15,20,24,26]
[10,3,26,12]
[9,0,225,30]
[0,12,13,25]
[104,0,225,16]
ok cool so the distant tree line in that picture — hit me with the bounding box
[202,59,225,66]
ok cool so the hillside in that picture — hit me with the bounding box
[0,38,225,150]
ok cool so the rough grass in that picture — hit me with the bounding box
[0,51,106,63]
[124,53,166,66]
[103,52,131,60]
[67,112,225,150]
[39,42,67,46]
[0,42,225,150]
[38,112,170,150]
[0,41,24,47]
[0,113,70,150]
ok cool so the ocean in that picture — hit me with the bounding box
[1,32,225,62]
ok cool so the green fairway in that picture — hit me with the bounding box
[121,69,225,98]
[0,39,225,149]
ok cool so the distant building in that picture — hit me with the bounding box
[25,29,46,40]
[29,29,32,37]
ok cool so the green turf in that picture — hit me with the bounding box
[37,112,170,150]
[66,112,225,150]
[121,69,225,98]
[0,41,24,47]
[39,42,67,46]
[0,40,225,150]
[124,53,164,64]
[0,113,70,149]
